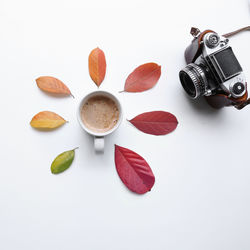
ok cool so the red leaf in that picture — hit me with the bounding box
[115,145,155,194]
[88,47,106,87]
[121,63,161,92]
[128,111,178,135]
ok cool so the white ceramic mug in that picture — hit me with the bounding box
[77,90,123,153]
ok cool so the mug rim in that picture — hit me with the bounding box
[77,90,123,137]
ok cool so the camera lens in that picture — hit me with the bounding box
[179,63,208,99]
[179,71,196,97]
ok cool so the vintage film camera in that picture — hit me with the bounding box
[179,27,249,109]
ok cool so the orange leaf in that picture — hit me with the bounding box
[121,63,161,93]
[36,76,73,97]
[30,111,67,129]
[88,47,106,87]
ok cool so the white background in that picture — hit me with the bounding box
[0,0,250,249]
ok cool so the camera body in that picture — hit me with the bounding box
[179,28,247,102]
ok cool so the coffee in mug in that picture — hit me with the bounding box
[77,90,123,153]
[80,95,120,133]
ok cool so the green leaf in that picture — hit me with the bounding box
[51,147,78,174]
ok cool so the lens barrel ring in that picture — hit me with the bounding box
[179,63,208,99]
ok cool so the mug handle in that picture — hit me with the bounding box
[94,136,104,153]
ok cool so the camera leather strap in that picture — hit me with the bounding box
[223,26,250,38]
[205,87,249,110]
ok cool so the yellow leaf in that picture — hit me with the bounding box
[30,111,66,129]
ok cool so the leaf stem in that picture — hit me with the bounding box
[70,93,75,98]
[119,90,125,93]
[73,147,79,150]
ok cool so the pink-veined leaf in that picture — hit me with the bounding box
[115,145,155,194]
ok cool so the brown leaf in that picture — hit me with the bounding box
[30,111,67,129]
[121,63,161,93]
[88,47,106,87]
[36,76,74,97]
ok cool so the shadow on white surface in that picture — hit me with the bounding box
[180,88,223,117]
[77,127,120,165]
[37,89,74,99]
[30,124,68,133]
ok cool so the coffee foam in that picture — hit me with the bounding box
[81,95,119,133]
